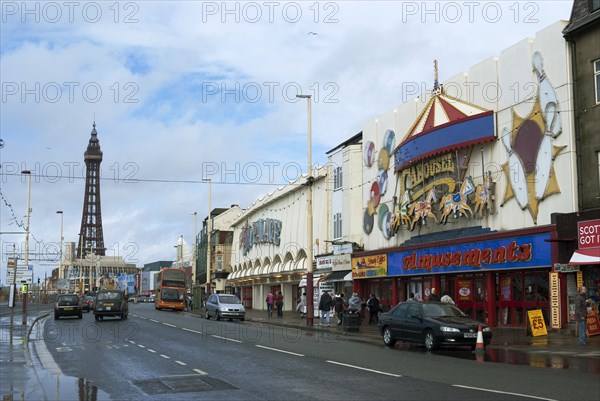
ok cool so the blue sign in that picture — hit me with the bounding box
[387,232,551,276]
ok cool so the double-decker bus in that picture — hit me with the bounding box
[155,268,186,311]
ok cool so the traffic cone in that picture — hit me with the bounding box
[474,324,485,354]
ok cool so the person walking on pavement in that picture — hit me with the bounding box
[407,292,416,302]
[297,292,307,318]
[428,288,440,302]
[266,291,274,317]
[275,291,284,318]
[366,294,380,325]
[333,293,348,325]
[440,292,455,304]
[575,286,590,345]
[318,290,333,325]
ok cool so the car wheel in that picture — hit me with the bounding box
[54,313,59,320]
[240,318,245,322]
[78,313,83,319]
[216,312,221,321]
[424,330,437,351]
[383,327,396,346]
[95,315,100,321]
[122,313,127,320]
[205,310,210,320]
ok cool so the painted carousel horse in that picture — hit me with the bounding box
[407,188,438,230]
[473,172,493,217]
[439,178,475,224]
[390,191,411,234]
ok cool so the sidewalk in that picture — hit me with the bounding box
[204,307,600,356]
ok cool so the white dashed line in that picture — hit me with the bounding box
[326,360,401,377]
[255,345,304,356]
[163,323,176,327]
[147,349,156,353]
[211,335,242,343]
[149,319,159,323]
[128,340,136,344]
[192,369,208,375]
[182,328,202,334]
[160,354,170,359]
[137,344,145,348]
[452,385,558,401]
[175,360,187,366]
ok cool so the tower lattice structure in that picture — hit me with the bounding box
[78,123,105,258]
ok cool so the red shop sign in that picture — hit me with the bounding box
[578,219,600,249]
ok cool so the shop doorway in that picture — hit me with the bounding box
[452,274,488,323]
[497,270,550,327]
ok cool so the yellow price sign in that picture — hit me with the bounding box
[21,284,27,294]
[528,309,548,337]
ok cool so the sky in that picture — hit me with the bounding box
[0,0,574,284]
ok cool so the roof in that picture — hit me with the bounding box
[563,0,600,37]
[393,90,495,171]
[325,132,363,155]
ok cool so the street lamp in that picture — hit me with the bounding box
[191,212,197,286]
[296,94,314,327]
[203,178,212,297]
[21,170,32,325]
[57,211,64,280]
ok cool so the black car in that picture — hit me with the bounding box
[82,296,95,312]
[54,294,83,320]
[94,289,128,321]
[378,302,492,351]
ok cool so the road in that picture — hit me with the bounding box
[23,302,598,401]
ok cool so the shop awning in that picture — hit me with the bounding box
[299,276,321,287]
[321,270,352,283]
[568,248,600,265]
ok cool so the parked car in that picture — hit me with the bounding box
[205,294,245,321]
[137,295,150,303]
[94,289,128,321]
[54,294,83,320]
[82,296,95,312]
[378,302,492,351]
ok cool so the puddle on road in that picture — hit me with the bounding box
[392,342,600,372]
[35,371,111,401]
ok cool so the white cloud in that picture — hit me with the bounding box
[0,0,572,281]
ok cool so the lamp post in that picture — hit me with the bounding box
[191,212,197,286]
[297,94,314,327]
[21,170,32,326]
[57,211,64,280]
[203,178,212,298]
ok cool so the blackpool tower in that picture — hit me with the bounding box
[77,122,105,257]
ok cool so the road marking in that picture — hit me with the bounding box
[326,360,401,377]
[149,319,159,323]
[453,385,558,401]
[163,322,177,327]
[192,369,208,375]
[255,345,304,356]
[147,349,156,353]
[137,344,145,348]
[128,340,136,344]
[211,335,242,343]
[175,360,187,366]
[182,328,202,334]
[160,354,170,359]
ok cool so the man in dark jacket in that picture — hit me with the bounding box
[366,294,380,325]
[318,290,333,326]
[575,286,590,345]
[333,293,348,325]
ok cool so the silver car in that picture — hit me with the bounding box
[205,294,245,321]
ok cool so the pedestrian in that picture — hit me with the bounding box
[440,293,455,304]
[575,286,590,345]
[333,292,348,325]
[318,290,333,326]
[407,292,416,302]
[366,294,381,325]
[275,291,284,318]
[348,292,362,312]
[297,292,307,318]
[266,291,274,317]
[429,287,440,302]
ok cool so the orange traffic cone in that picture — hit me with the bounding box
[474,324,485,354]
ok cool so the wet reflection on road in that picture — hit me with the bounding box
[391,342,600,373]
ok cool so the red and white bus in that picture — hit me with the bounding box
[155,268,186,311]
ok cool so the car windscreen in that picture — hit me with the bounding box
[218,295,241,304]
[97,292,122,300]
[422,303,465,318]
[59,295,78,302]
